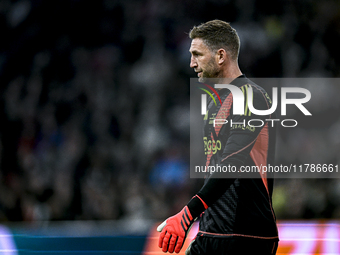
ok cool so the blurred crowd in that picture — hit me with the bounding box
[0,0,340,222]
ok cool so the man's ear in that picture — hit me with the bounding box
[217,48,227,65]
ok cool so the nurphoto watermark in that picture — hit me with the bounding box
[190,78,339,179]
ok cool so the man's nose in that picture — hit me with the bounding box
[190,56,197,68]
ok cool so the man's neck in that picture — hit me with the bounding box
[222,62,242,80]
[214,63,242,85]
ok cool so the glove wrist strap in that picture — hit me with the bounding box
[186,195,209,219]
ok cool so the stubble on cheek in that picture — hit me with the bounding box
[202,58,219,79]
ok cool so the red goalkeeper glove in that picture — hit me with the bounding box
[157,206,195,253]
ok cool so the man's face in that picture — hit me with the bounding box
[189,38,219,82]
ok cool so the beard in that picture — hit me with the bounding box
[198,57,220,82]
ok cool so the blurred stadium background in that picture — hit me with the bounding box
[0,0,340,254]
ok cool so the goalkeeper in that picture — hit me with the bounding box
[157,20,279,255]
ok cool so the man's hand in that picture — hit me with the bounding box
[157,206,195,253]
